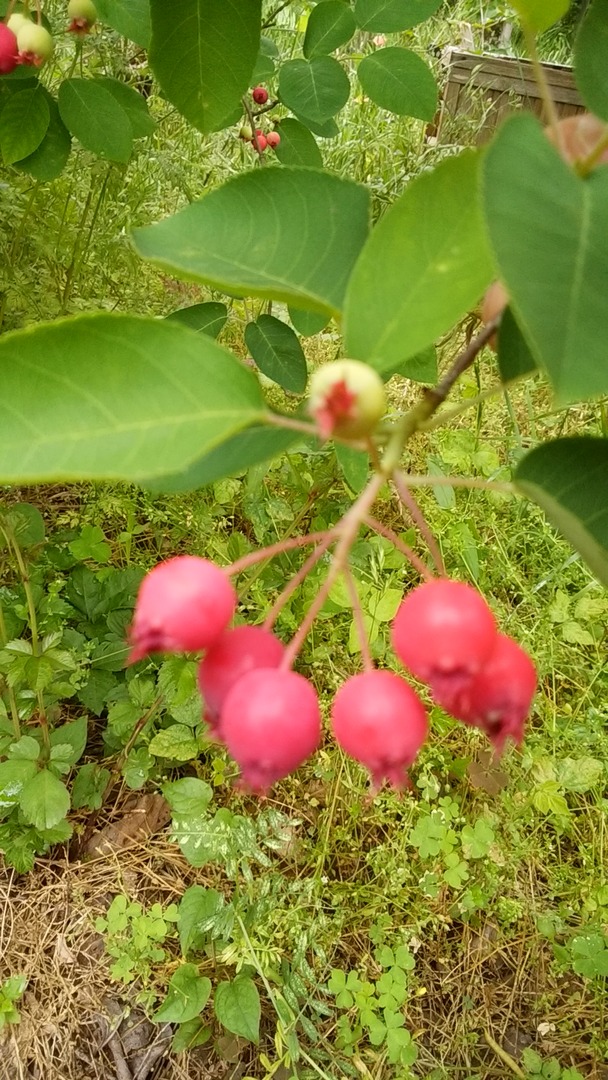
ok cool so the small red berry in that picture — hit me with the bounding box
[252,86,269,105]
[308,359,386,440]
[129,555,236,663]
[266,131,281,149]
[331,670,428,792]
[434,633,536,757]
[253,132,267,152]
[221,668,321,792]
[197,625,285,737]
[0,23,19,74]
[392,579,497,696]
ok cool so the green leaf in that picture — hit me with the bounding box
[251,51,275,84]
[497,306,538,383]
[558,756,604,793]
[214,976,260,1043]
[484,113,608,404]
[357,47,437,121]
[171,1019,211,1052]
[335,444,369,493]
[94,77,155,139]
[148,724,201,761]
[13,89,70,181]
[303,1,356,58]
[149,0,261,134]
[382,345,437,383]
[0,314,264,484]
[515,437,608,585]
[143,425,302,493]
[575,0,608,121]
[1,502,45,546]
[133,168,370,318]
[178,885,226,954]
[344,150,493,373]
[0,758,38,810]
[292,113,340,138]
[165,302,228,338]
[245,315,308,393]
[58,79,133,163]
[71,763,110,810]
[8,736,40,762]
[0,86,49,165]
[509,0,570,33]
[19,770,70,830]
[93,0,151,45]
[69,524,111,563]
[279,56,350,124]
[49,716,88,765]
[163,777,213,817]
[353,0,442,31]
[288,305,328,335]
[274,117,323,167]
[153,964,212,1024]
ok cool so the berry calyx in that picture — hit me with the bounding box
[68,0,98,33]
[129,555,237,663]
[392,579,497,696]
[308,359,387,440]
[252,86,268,105]
[239,123,253,141]
[197,625,285,737]
[434,633,536,757]
[221,668,321,792]
[0,22,18,74]
[16,21,54,67]
[266,131,281,149]
[253,132,267,152]
[331,670,428,792]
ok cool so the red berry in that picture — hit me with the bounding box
[392,579,497,696]
[252,86,269,105]
[129,556,236,663]
[331,670,428,792]
[434,633,536,757]
[266,131,281,149]
[253,133,267,152]
[221,668,321,792]
[198,625,285,737]
[0,23,19,74]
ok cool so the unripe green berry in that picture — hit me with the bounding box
[17,21,54,65]
[68,0,98,29]
[7,12,28,34]
[239,123,253,141]
[308,359,386,439]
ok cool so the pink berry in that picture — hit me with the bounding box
[221,668,321,792]
[434,633,536,757]
[331,670,428,792]
[253,133,267,152]
[129,555,236,663]
[197,625,285,737]
[392,579,497,696]
[0,23,19,74]
[252,86,268,105]
[266,131,281,149]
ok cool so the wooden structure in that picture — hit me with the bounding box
[436,48,585,143]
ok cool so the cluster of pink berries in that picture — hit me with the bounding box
[129,556,536,795]
[0,2,95,74]
[238,87,280,154]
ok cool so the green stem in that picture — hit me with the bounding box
[61,184,95,312]
[0,602,21,740]
[524,27,563,154]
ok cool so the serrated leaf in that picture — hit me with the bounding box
[574,0,608,121]
[163,777,213,817]
[49,716,88,764]
[278,56,350,124]
[71,763,110,809]
[303,1,356,58]
[353,0,442,31]
[7,736,40,762]
[19,770,70,830]
[515,437,608,585]
[0,314,264,484]
[133,168,370,317]
[153,965,212,1024]
[245,315,308,393]
[149,724,200,761]
[558,756,604,793]
[58,79,133,163]
[0,86,49,165]
[357,47,437,121]
[94,0,151,46]
[214,976,260,1043]
[0,758,38,810]
[274,118,323,168]
[344,150,493,373]
[149,0,261,134]
[165,302,228,338]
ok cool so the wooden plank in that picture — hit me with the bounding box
[447,67,584,105]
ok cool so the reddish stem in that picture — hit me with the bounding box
[343,565,373,673]
[364,515,433,580]
[392,470,446,577]
[263,533,337,631]
[227,530,334,577]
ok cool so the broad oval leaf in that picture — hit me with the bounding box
[278,56,350,124]
[274,117,323,167]
[19,769,70,830]
[144,425,301,493]
[149,0,262,134]
[133,167,370,317]
[0,314,264,483]
[13,89,71,181]
[94,77,155,139]
[344,150,493,373]
[153,965,212,1024]
[58,78,133,163]
[574,0,608,122]
[0,86,49,165]
[382,345,438,383]
[214,976,261,1043]
[304,1,357,58]
[94,0,151,46]
[497,307,538,383]
[245,315,308,393]
[353,0,442,31]
[165,301,228,338]
[288,305,329,335]
[292,112,340,138]
[357,47,437,120]
[515,437,608,585]
[509,0,570,33]
[483,113,608,405]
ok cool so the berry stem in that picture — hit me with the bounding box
[343,565,374,672]
[392,470,446,576]
[523,26,564,158]
[364,515,433,580]
[228,529,337,577]
[263,533,337,631]
[241,95,265,160]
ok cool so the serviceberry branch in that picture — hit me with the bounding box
[392,472,446,577]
